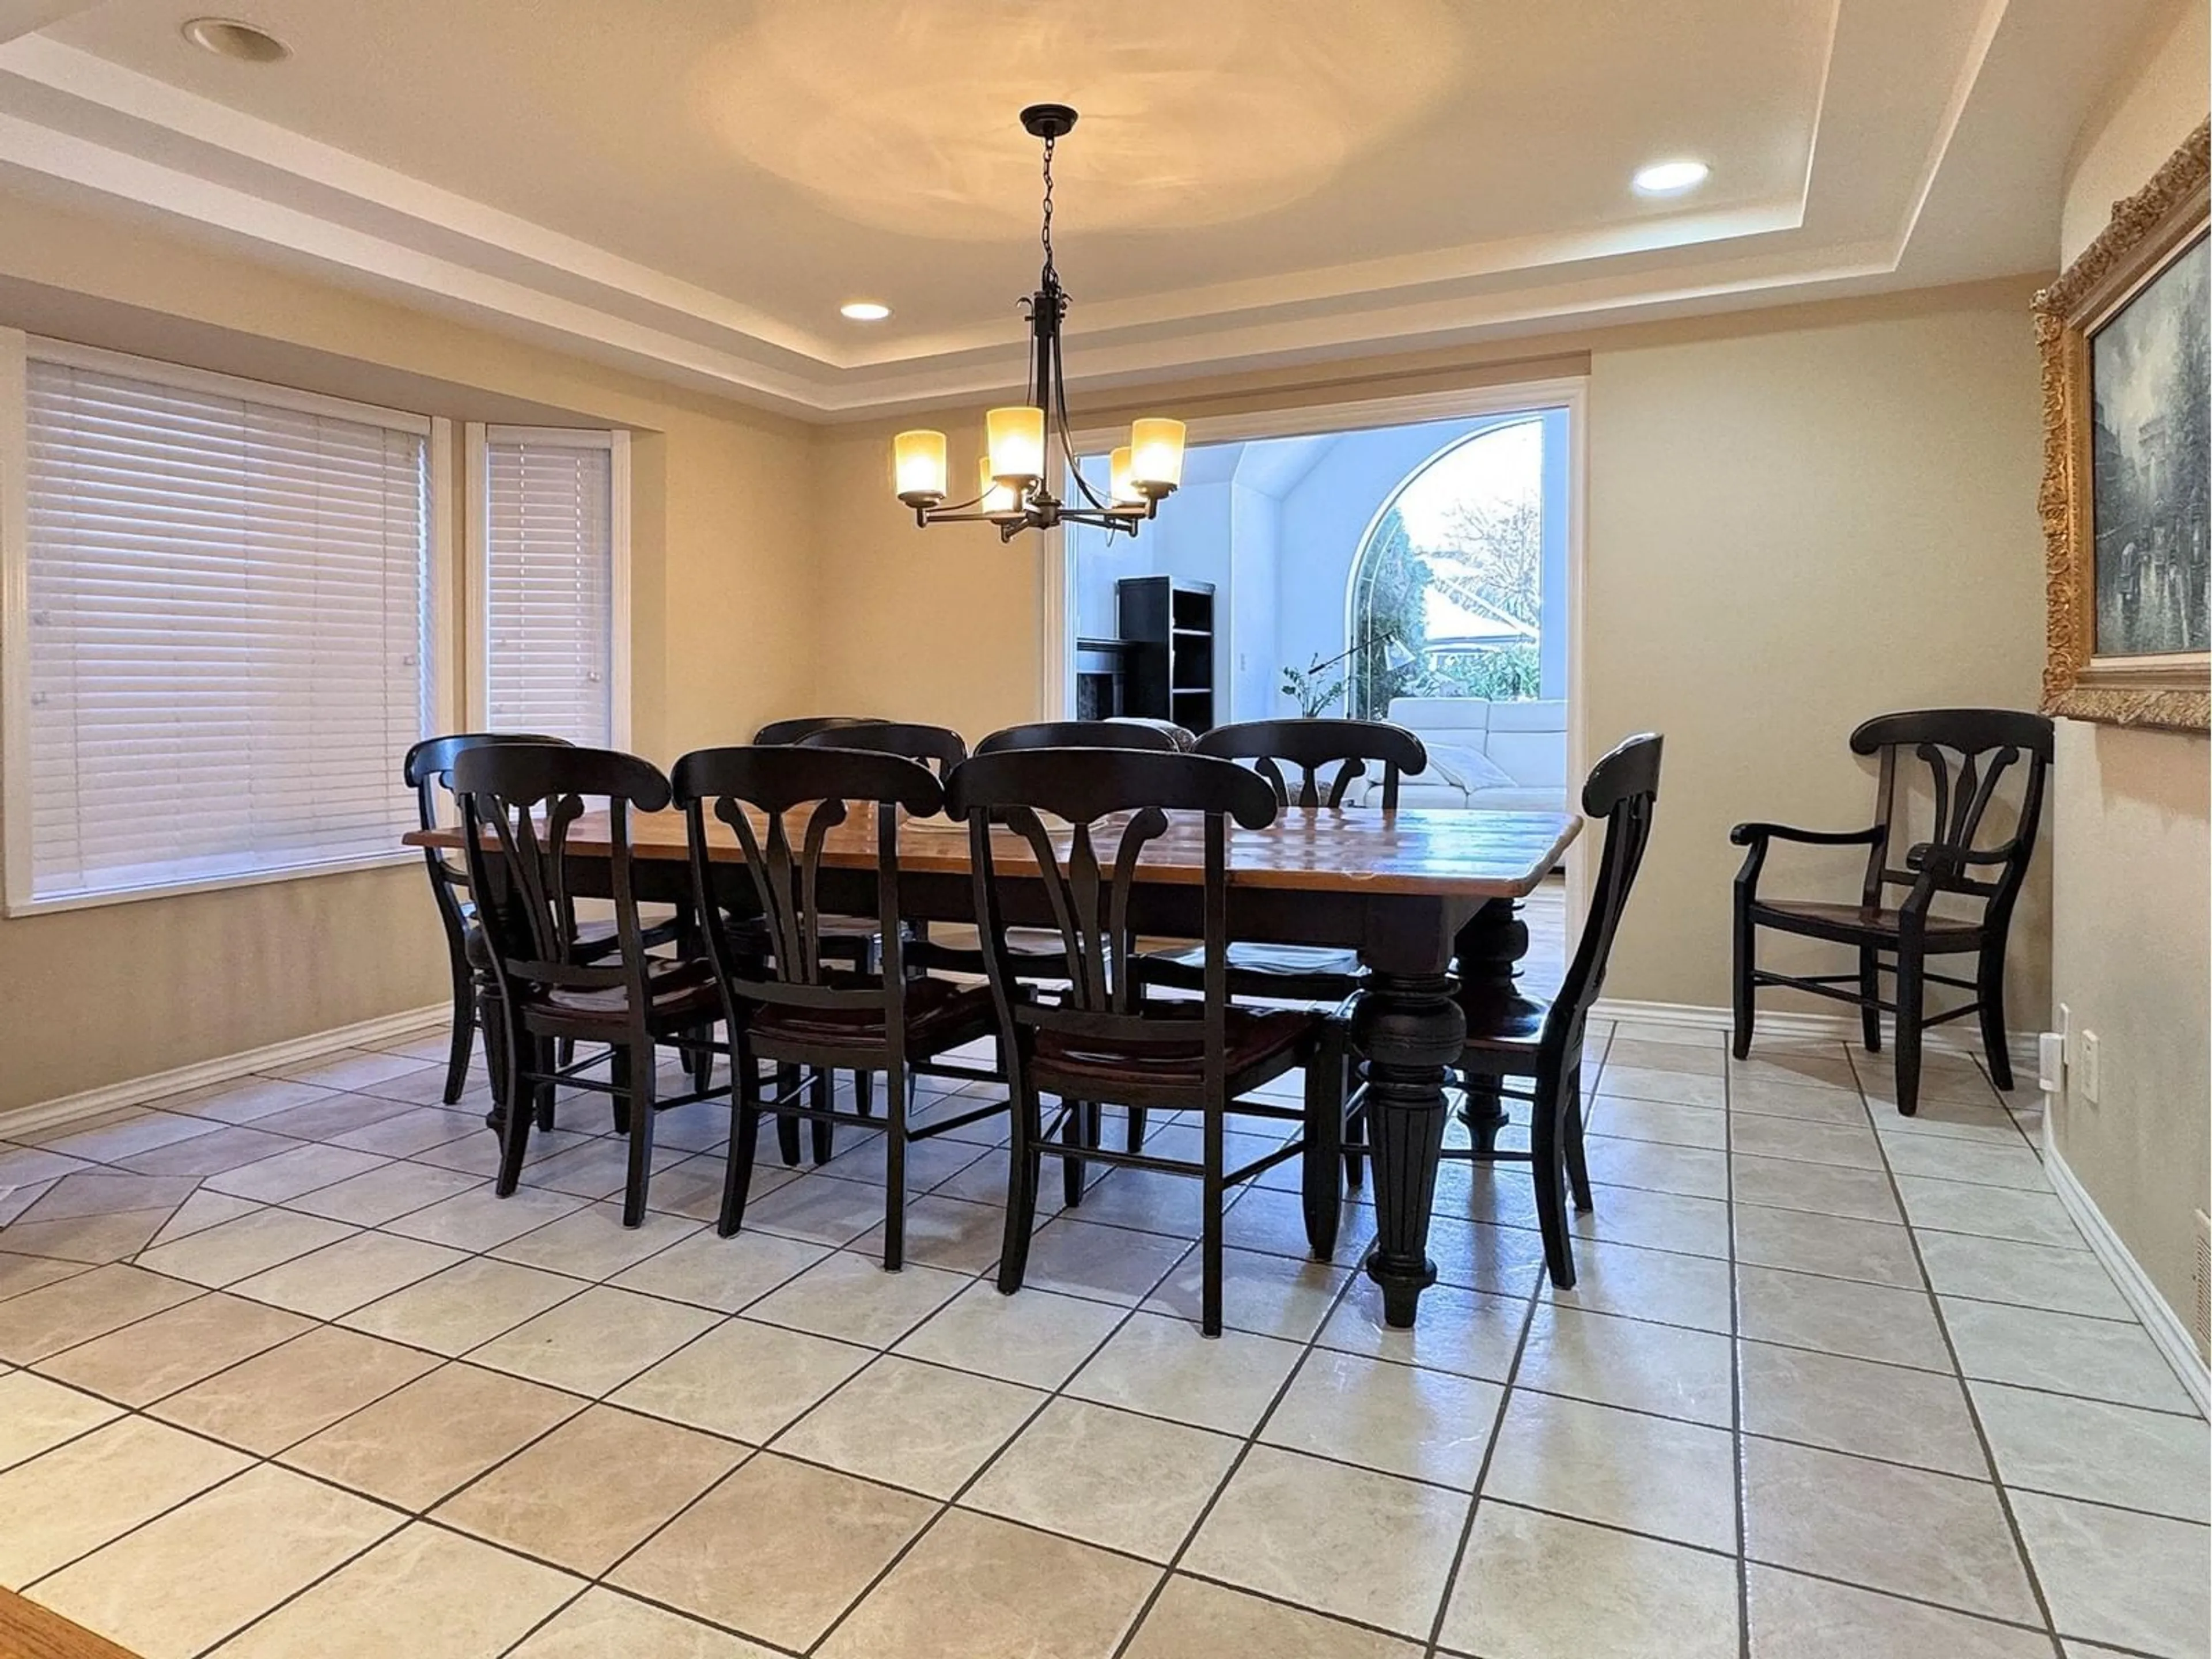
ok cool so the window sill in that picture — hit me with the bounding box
[3,849,422,919]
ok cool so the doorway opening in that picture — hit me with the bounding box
[1059,389,1581,993]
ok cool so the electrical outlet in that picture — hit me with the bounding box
[2078,1029,2101,1104]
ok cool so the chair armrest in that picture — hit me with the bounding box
[1905,840,2016,870]
[1728,821,1885,849]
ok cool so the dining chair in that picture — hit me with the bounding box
[794,721,972,1114]
[974,719,1191,755]
[946,747,1350,1336]
[672,744,1001,1269]
[1133,717,1425,1153]
[1353,732,1662,1289]
[403,732,571,1105]
[1731,709,2051,1115]
[452,743,724,1225]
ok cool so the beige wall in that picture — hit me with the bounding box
[2047,0,2211,1328]
[0,192,818,1113]
[815,283,2051,1017]
[0,191,2063,1121]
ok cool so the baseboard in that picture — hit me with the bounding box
[0,1004,449,1143]
[2042,1119,2211,1416]
[1591,998,2040,1072]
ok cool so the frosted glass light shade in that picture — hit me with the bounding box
[986,406,1046,482]
[978,458,1021,517]
[893,429,948,503]
[1129,418,1186,490]
[1109,446,1150,510]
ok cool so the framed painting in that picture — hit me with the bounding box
[2034,120,2210,732]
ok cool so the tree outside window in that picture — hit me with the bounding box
[1345,419,1544,718]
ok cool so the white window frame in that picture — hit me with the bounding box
[0,332,454,916]
[464,422,631,748]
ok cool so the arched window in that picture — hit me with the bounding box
[1345,418,1544,718]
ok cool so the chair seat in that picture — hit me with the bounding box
[534,958,722,1028]
[1139,941,1363,999]
[1751,898,1984,949]
[1453,986,1552,1077]
[1033,1005,1317,1093]
[748,974,995,1057]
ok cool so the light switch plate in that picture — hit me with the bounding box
[2079,1029,2101,1104]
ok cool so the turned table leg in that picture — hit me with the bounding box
[1352,968,1466,1328]
[1453,897,1533,1154]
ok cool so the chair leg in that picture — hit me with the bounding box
[1127,1106,1147,1155]
[1060,1099,1086,1209]
[1892,943,1926,1117]
[1563,1063,1593,1211]
[689,1023,715,1092]
[1301,1047,1344,1260]
[1343,1056,1366,1190]
[532,1037,558,1132]
[493,1025,536,1198]
[608,1046,633,1137]
[856,1071,874,1118]
[1529,1072,1577,1289]
[1200,1108,1226,1338]
[1859,944,1884,1054]
[620,1043,657,1228]
[775,1065,802,1165]
[721,1040,762,1237]
[809,1068,835,1164]
[1977,942,2014,1091]
[997,1081,1043,1296]
[1731,901,1756,1060]
[442,971,475,1107]
[882,1066,907,1272]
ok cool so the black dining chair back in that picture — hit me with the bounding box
[1847,709,2051,928]
[974,719,1190,755]
[945,748,1344,1336]
[797,719,968,776]
[1194,718,1428,809]
[1548,733,1664,1063]
[752,715,885,745]
[452,743,711,1221]
[403,732,575,1104]
[672,745,991,1266]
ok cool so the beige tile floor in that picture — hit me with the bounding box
[0,895,2206,1657]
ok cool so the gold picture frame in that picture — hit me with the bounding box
[2033,120,2210,732]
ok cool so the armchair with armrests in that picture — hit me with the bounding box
[1730,708,2052,1116]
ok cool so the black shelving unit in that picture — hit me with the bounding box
[1116,575,1215,733]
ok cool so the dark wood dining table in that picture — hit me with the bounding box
[410,803,1579,1327]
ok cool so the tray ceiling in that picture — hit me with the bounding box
[0,0,2173,415]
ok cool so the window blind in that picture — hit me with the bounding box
[482,435,613,747]
[22,352,432,904]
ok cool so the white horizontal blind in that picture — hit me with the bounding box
[482,434,613,746]
[23,353,431,903]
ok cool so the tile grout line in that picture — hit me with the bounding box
[1723,1035,1753,1659]
[1842,1041,2068,1656]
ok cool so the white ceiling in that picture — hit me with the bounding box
[0,0,2172,417]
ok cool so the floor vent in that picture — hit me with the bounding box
[2195,1209,2211,1363]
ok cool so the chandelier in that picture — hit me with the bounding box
[892,105,1185,540]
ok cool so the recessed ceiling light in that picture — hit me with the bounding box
[840,301,892,321]
[1633,159,1709,196]
[181,17,290,62]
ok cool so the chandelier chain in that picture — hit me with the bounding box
[1039,132,1058,289]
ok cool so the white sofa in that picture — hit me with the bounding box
[1355,696,1569,812]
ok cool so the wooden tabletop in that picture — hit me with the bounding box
[410,805,1580,900]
